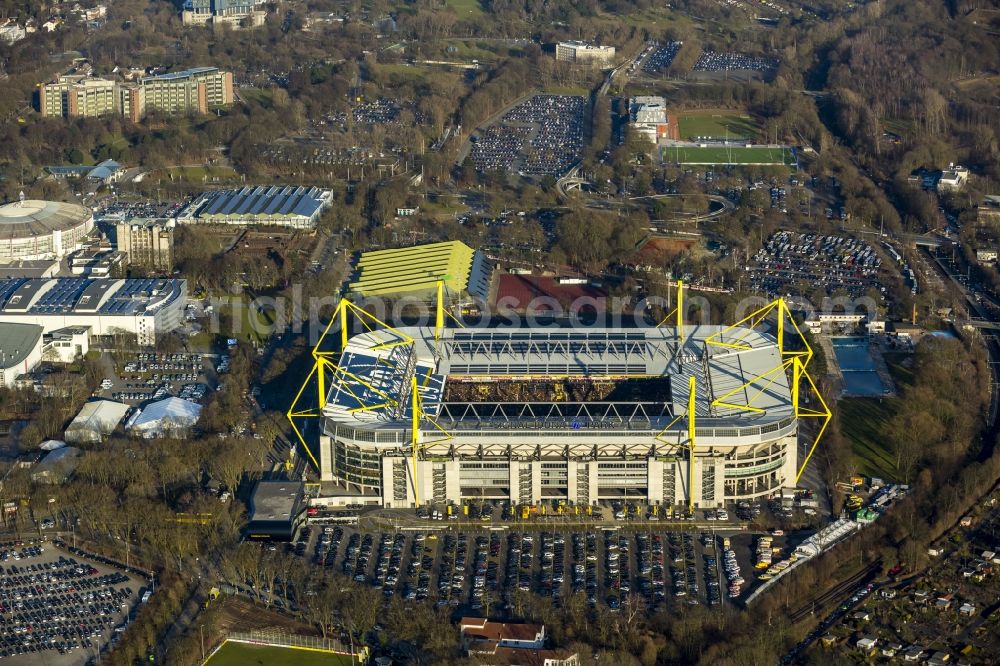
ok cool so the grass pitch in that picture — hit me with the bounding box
[677,113,759,141]
[662,144,796,165]
[205,641,356,666]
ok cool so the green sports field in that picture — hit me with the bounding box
[205,642,357,666]
[662,144,796,165]
[677,113,759,141]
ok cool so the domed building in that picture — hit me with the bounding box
[0,198,94,261]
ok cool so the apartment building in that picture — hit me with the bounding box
[115,218,175,271]
[182,0,267,27]
[555,41,616,66]
[40,76,118,118]
[39,68,233,120]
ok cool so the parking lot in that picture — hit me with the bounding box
[693,50,778,73]
[0,541,148,665]
[747,231,888,299]
[95,351,219,407]
[641,41,682,74]
[469,94,585,178]
[283,501,806,615]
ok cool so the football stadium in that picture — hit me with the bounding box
[289,297,829,511]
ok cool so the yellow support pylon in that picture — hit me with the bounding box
[687,375,696,515]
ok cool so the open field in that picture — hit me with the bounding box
[206,642,355,666]
[444,0,485,17]
[662,144,795,165]
[676,112,759,141]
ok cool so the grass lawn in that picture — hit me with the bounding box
[164,165,239,182]
[838,351,914,481]
[677,113,759,141]
[444,0,485,17]
[662,144,796,165]
[840,397,898,481]
[206,642,356,666]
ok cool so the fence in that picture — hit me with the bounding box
[215,630,368,662]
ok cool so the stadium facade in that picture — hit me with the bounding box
[297,304,826,510]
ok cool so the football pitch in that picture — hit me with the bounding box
[662,144,796,166]
[205,642,357,666]
[677,113,759,141]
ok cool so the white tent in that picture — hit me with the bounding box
[127,397,201,438]
[64,400,130,443]
[39,439,67,451]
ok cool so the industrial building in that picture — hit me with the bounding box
[349,241,494,302]
[0,322,43,387]
[0,277,187,345]
[39,68,234,120]
[0,199,94,261]
[629,96,669,146]
[245,480,306,541]
[555,41,616,66]
[115,218,175,271]
[296,298,827,510]
[178,185,333,229]
[64,399,130,443]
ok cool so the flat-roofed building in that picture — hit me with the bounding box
[140,67,234,115]
[0,277,186,345]
[629,96,669,145]
[555,41,616,66]
[115,218,175,271]
[40,76,118,118]
[38,68,233,120]
[245,480,306,541]
[182,0,267,27]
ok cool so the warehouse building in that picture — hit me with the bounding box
[349,241,494,302]
[177,185,334,229]
[0,277,187,345]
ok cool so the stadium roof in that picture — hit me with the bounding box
[0,199,92,238]
[0,322,42,369]
[127,397,201,436]
[350,241,481,298]
[64,399,130,443]
[321,325,793,432]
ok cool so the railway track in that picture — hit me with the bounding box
[786,560,881,624]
